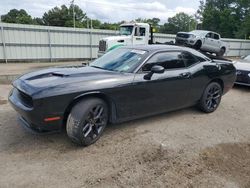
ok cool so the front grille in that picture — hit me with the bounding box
[176,33,190,38]
[99,40,106,52]
[175,39,186,45]
[236,70,250,83]
[17,90,33,108]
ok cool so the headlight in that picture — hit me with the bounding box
[189,34,195,38]
[248,73,250,77]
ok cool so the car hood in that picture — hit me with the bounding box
[13,65,130,98]
[234,61,250,71]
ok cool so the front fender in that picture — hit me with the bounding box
[65,91,118,123]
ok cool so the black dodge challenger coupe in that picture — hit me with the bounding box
[9,45,236,146]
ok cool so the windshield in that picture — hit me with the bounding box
[243,55,250,62]
[119,26,134,35]
[90,48,147,72]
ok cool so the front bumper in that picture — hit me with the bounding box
[235,71,250,86]
[175,38,195,46]
[9,88,63,133]
[18,116,61,134]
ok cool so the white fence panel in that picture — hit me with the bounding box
[0,22,250,62]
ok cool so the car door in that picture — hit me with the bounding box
[133,27,147,45]
[212,33,221,52]
[202,32,214,52]
[129,51,192,118]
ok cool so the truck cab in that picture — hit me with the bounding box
[98,23,151,57]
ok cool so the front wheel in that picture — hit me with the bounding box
[66,98,108,146]
[198,82,222,113]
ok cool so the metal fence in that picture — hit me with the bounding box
[1,22,250,62]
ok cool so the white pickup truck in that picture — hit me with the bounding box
[175,30,229,56]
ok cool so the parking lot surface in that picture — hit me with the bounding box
[0,84,249,188]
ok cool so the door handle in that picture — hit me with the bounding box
[179,72,191,78]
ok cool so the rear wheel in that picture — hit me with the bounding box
[217,47,225,57]
[198,82,222,113]
[66,98,108,146]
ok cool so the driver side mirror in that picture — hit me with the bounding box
[144,65,164,80]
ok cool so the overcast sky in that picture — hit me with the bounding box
[0,0,200,23]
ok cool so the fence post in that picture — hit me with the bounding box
[239,41,243,57]
[48,29,52,62]
[1,25,7,63]
[90,29,93,60]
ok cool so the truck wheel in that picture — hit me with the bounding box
[194,40,202,50]
[217,47,225,57]
[66,98,108,146]
[198,82,222,113]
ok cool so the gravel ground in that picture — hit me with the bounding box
[0,84,249,188]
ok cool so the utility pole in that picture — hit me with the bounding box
[71,0,75,28]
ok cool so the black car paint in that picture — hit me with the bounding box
[234,59,250,86]
[9,45,236,133]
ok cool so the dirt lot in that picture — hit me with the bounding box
[0,83,249,188]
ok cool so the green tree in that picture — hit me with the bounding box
[99,22,120,30]
[42,4,87,27]
[236,13,250,39]
[135,17,161,31]
[160,13,196,34]
[1,9,34,24]
[33,17,44,25]
[200,0,250,38]
[195,0,205,22]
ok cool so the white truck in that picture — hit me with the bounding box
[98,22,155,57]
[175,30,229,56]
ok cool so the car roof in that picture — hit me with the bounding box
[122,44,213,61]
[189,30,220,35]
[124,44,186,52]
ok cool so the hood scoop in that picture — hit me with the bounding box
[26,72,68,81]
[51,72,69,77]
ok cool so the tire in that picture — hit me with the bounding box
[198,82,222,113]
[217,47,225,57]
[66,98,108,146]
[194,40,202,50]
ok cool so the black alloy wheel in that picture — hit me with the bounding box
[66,98,108,146]
[82,105,106,139]
[199,82,222,113]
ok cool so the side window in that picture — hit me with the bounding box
[181,52,199,67]
[206,32,212,38]
[139,27,146,36]
[134,27,139,36]
[189,50,209,62]
[142,52,185,72]
[213,33,220,40]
